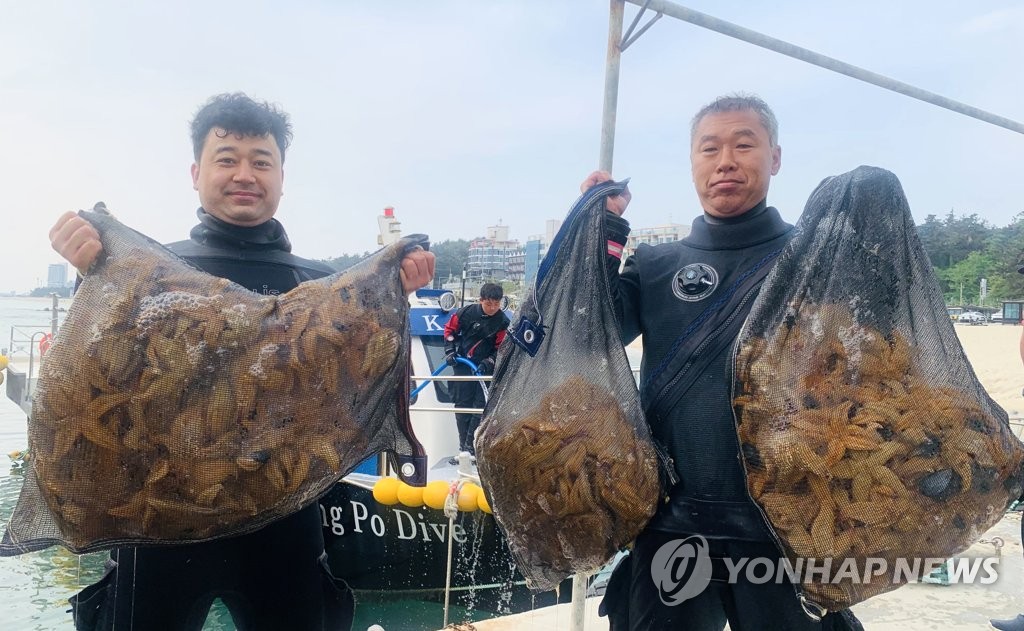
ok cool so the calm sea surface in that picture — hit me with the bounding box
[0,296,530,630]
[0,296,111,629]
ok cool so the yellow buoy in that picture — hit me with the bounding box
[477,488,492,514]
[0,354,8,370]
[422,480,452,510]
[396,481,424,507]
[457,483,481,512]
[371,477,401,505]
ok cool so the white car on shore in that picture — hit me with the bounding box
[958,311,986,325]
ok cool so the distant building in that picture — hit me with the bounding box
[467,224,520,282]
[47,263,68,288]
[625,223,690,257]
[467,219,688,286]
[488,215,687,286]
[523,219,562,286]
[506,248,526,283]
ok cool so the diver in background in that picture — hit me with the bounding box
[443,282,509,456]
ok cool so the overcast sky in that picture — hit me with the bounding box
[2,1,1022,292]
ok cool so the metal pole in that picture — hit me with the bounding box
[569,571,588,630]
[599,0,626,171]
[567,10,628,629]
[27,331,43,406]
[625,0,1024,135]
[460,263,468,307]
[50,293,59,337]
[441,480,465,629]
[442,510,456,628]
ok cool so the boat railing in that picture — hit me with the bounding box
[4,294,62,405]
[5,324,58,412]
[409,373,492,414]
[407,368,641,415]
[6,324,54,359]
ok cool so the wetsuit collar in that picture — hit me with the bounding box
[702,199,768,225]
[189,208,293,252]
[684,200,790,251]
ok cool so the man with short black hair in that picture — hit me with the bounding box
[49,92,435,631]
[443,282,509,455]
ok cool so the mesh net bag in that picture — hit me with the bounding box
[475,180,663,592]
[0,206,426,555]
[734,166,1024,610]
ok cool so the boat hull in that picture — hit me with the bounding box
[318,480,573,613]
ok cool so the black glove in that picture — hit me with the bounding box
[478,357,495,374]
[444,349,458,367]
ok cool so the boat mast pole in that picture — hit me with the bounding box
[569,3,627,630]
[598,0,626,172]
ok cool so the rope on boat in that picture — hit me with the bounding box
[441,479,464,628]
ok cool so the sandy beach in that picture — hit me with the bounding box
[956,323,1024,428]
[462,322,1024,630]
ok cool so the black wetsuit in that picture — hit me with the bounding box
[600,202,862,631]
[443,303,509,454]
[70,209,354,631]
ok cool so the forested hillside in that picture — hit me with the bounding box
[323,239,470,284]
[917,211,1024,306]
[315,213,1024,308]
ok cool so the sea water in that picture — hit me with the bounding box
[0,300,229,627]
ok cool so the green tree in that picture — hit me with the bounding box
[980,212,1024,302]
[916,211,991,271]
[30,287,72,298]
[430,239,469,286]
[322,239,468,289]
[322,251,372,272]
[936,251,995,305]
[915,214,946,269]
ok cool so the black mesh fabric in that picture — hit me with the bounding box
[0,207,425,555]
[476,180,662,592]
[733,166,1024,610]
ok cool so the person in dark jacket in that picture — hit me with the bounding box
[48,93,435,631]
[584,94,861,631]
[442,282,509,455]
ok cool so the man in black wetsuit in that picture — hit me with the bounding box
[48,92,435,631]
[442,282,509,455]
[586,94,862,631]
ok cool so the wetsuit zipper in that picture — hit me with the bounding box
[649,284,755,413]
